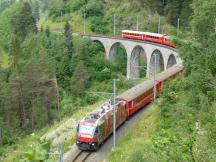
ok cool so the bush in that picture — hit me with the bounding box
[21,139,51,162]
[90,17,109,34]
[85,0,104,18]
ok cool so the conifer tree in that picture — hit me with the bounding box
[64,21,73,59]
[71,42,90,96]
[71,60,89,96]
[33,1,40,21]
[9,36,21,69]
[45,26,50,37]
[11,2,37,39]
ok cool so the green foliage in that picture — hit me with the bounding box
[190,0,216,48]
[107,1,216,161]
[112,45,127,76]
[156,0,193,27]
[45,0,180,35]
[85,0,104,18]
[108,107,159,162]
[11,2,37,39]
[71,60,90,96]
[64,21,73,58]
[0,0,15,12]
[21,139,51,162]
[90,17,110,34]
[68,0,85,12]
[9,35,21,69]
[48,0,71,21]
[0,3,19,50]
[32,1,40,21]
[2,0,216,161]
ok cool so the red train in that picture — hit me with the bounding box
[76,64,183,150]
[122,30,175,47]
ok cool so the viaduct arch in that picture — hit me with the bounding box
[89,35,182,79]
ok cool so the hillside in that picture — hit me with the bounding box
[38,0,193,36]
[0,0,215,161]
[107,0,216,161]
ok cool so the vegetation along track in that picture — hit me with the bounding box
[72,151,91,162]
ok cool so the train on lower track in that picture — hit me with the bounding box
[122,30,176,47]
[76,64,183,150]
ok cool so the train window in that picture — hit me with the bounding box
[133,88,153,106]
[79,125,96,135]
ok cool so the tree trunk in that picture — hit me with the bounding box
[18,81,26,129]
[31,92,35,131]
[54,75,61,120]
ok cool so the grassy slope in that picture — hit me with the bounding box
[106,79,216,161]
[106,104,159,162]
[39,12,92,34]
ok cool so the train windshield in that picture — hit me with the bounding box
[78,125,96,135]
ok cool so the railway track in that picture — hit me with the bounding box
[72,150,91,162]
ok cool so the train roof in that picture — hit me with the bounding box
[155,64,183,82]
[117,64,183,102]
[122,30,168,38]
[80,101,114,125]
[117,79,154,102]
[80,64,183,126]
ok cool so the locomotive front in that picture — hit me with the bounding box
[76,121,99,150]
[76,101,115,151]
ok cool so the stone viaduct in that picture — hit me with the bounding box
[86,35,182,79]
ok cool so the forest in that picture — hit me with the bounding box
[0,0,215,161]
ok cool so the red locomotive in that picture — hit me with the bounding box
[122,30,175,47]
[76,64,183,150]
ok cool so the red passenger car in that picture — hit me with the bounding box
[122,30,175,47]
[76,64,183,150]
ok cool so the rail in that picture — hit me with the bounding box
[71,150,91,162]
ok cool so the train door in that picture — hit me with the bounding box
[104,112,109,137]
[107,111,113,136]
[119,103,127,124]
[156,81,162,94]
[116,106,121,126]
[96,124,104,144]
